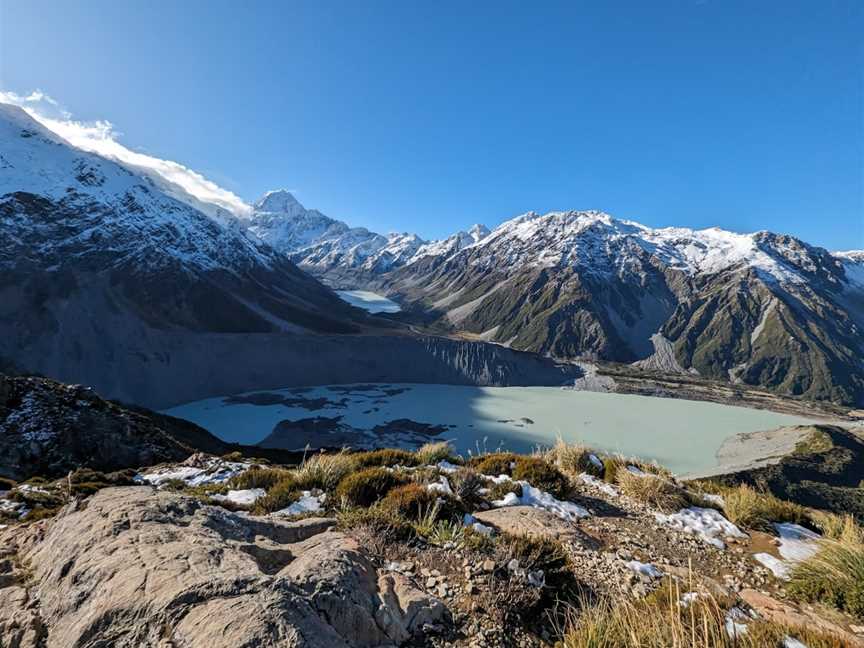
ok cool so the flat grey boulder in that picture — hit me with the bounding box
[0,487,448,647]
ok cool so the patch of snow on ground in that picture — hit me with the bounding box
[436,460,460,473]
[463,513,494,536]
[273,491,325,516]
[578,473,619,497]
[679,592,701,607]
[724,607,750,639]
[141,459,249,487]
[775,523,820,561]
[427,476,454,496]
[783,637,808,648]
[491,480,590,521]
[702,493,725,507]
[625,560,663,578]
[213,489,266,506]
[654,507,746,549]
[16,484,49,495]
[754,552,790,579]
[755,523,821,579]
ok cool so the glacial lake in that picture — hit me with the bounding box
[164,384,811,476]
[335,290,401,313]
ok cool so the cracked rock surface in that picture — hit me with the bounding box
[0,487,448,648]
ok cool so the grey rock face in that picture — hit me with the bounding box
[1,487,448,647]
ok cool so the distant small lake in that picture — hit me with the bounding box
[164,384,811,476]
[335,290,401,313]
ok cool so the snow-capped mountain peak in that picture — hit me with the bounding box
[253,189,304,215]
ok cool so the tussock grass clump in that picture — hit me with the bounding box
[353,448,418,469]
[788,521,864,621]
[469,452,519,476]
[334,467,408,508]
[381,483,441,520]
[559,579,851,647]
[415,441,458,466]
[809,511,859,540]
[450,468,486,509]
[251,476,300,514]
[512,457,570,500]
[293,450,357,491]
[721,484,808,531]
[544,438,603,478]
[228,467,291,491]
[615,470,687,512]
[382,483,464,522]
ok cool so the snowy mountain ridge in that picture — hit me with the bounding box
[246,188,491,278]
[0,102,275,273]
[244,190,861,290]
[464,209,860,287]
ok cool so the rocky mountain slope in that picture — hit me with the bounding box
[376,211,864,406]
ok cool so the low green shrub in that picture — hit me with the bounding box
[336,504,414,542]
[381,483,440,520]
[334,467,408,507]
[512,457,570,499]
[497,533,576,597]
[381,482,464,522]
[469,452,519,476]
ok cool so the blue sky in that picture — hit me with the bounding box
[1,0,862,249]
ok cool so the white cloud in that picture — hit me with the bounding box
[0,89,252,217]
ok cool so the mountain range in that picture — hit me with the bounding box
[1,100,862,407]
[225,183,864,407]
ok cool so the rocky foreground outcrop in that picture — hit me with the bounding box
[0,487,447,647]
